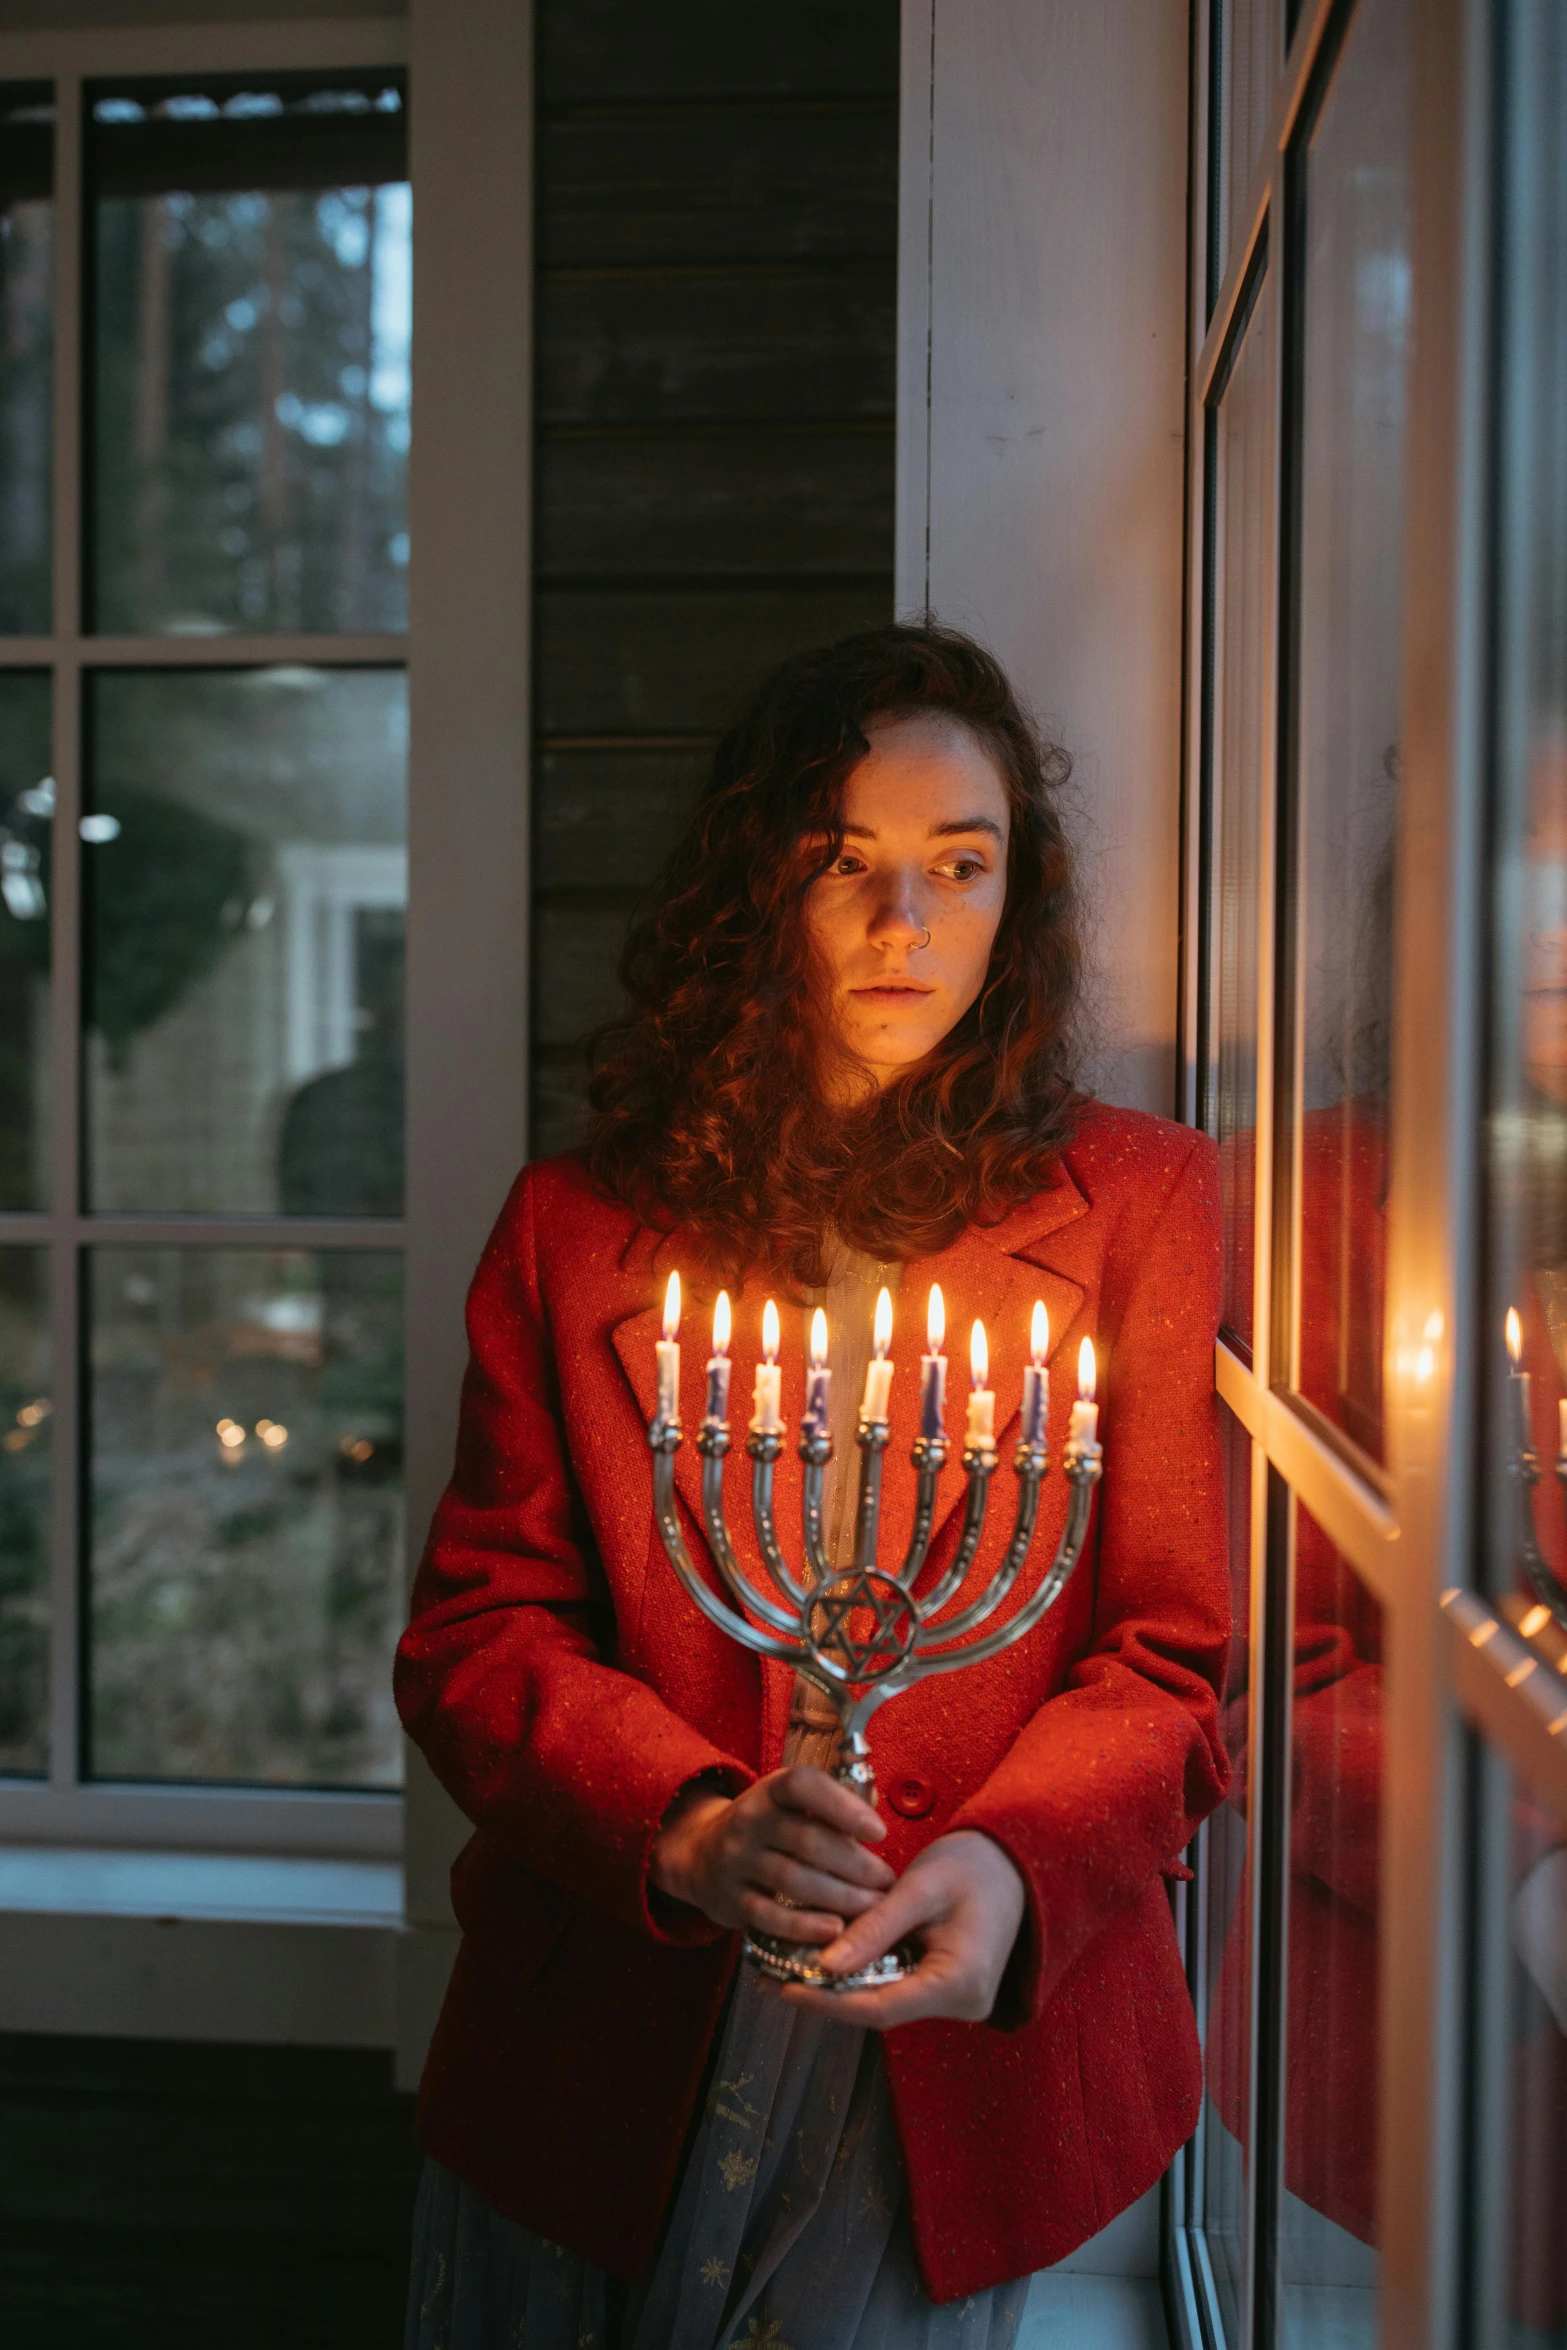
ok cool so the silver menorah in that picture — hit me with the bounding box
[1506,1314,1567,1629]
[646,1314,1104,1991]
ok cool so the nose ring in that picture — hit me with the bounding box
[915,926,931,951]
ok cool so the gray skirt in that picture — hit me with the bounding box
[406,1960,1029,2350]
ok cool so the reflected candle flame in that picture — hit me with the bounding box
[1506,1307,1522,1365]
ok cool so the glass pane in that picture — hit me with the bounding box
[1212,280,1274,1349]
[87,1246,403,1788]
[1501,1776,1567,2340]
[0,671,51,1209]
[1291,0,1411,1463]
[1198,1407,1255,2339]
[0,1246,49,1776]
[90,71,408,635]
[1488,3,1567,1628]
[84,666,406,1216]
[1281,1499,1382,2345]
[0,84,52,634]
[1218,0,1280,287]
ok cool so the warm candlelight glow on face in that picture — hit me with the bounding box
[809,1308,828,1368]
[1506,1306,1522,1364]
[927,1283,945,1354]
[1030,1300,1048,1365]
[662,1270,681,1342]
[873,1286,893,1359]
[970,1319,989,1388]
[762,1298,781,1362]
[712,1290,731,1353]
[1077,1336,1096,1399]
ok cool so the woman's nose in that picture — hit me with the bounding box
[866,870,929,947]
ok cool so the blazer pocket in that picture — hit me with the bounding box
[449,1831,578,1987]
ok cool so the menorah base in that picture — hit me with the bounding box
[744,1929,916,1991]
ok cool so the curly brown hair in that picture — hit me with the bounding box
[584,621,1084,1287]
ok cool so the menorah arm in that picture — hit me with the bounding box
[895,1448,945,1592]
[751,1440,809,1607]
[698,1443,802,1636]
[915,1450,1044,1643]
[909,1459,1099,1677]
[1514,1448,1567,1628]
[651,1440,804,1666]
[908,1455,994,1618]
[801,1441,833,1587]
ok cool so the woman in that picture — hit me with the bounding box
[397,623,1230,2347]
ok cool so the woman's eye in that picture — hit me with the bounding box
[831,854,867,877]
[939,856,985,881]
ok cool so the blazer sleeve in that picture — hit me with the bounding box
[394,1167,754,1944]
[950,1131,1232,2026]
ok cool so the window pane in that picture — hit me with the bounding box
[1500,1777,1567,2338]
[1217,0,1280,288]
[0,671,51,1210]
[1488,2,1567,1623]
[1281,1499,1382,2345]
[1198,1407,1255,2340]
[0,1246,49,1777]
[0,84,52,634]
[90,72,408,636]
[1212,280,1273,1349]
[1290,0,1410,1462]
[84,666,406,1216]
[87,1246,402,1788]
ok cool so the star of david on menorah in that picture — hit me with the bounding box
[647,1271,1105,1991]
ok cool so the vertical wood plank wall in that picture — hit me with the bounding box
[529,0,900,1155]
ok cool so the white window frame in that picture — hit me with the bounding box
[0,6,533,2070]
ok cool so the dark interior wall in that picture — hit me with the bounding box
[530,0,900,1156]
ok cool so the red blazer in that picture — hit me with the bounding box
[395,1101,1231,2303]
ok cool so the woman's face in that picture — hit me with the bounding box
[803,712,1011,1089]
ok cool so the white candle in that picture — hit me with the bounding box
[965,1318,995,1447]
[657,1270,681,1421]
[803,1307,831,1435]
[1068,1333,1100,1451]
[1507,1307,1533,1452]
[919,1284,947,1442]
[751,1298,782,1433]
[705,1289,732,1425]
[1021,1299,1049,1446]
[861,1286,894,1424]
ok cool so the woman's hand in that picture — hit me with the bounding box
[650,1767,895,1943]
[779,1829,1027,2028]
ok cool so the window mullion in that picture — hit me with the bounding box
[47,69,82,1795]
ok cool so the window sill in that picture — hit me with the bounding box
[0,1846,401,1926]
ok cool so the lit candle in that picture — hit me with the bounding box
[1021,1299,1049,1447]
[965,1319,995,1447]
[705,1290,732,1425]
[657,1270,681,1421]
[919,1285,947,1441]
[861,1287,894,1424]
[752,1299,783,1433]
[803,1307,831,1436]
[1068,1335,1099,1451]
[1507,1307,1532,1453]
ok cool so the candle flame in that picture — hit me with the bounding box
[927,1283,945,1354]
[762,1298,780,1363]
[662,1269,681,1342]
[1077,1335,1096,1400]
[713,1290,731,1354]
[873,1286,893,1359]
[970,1318,988,1389]
[809,1307,828,1369]
[1506,1307,1522,1365]
[1030,1299,1048,1366]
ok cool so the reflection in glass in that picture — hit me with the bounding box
[1281,1500,1382,2345]
[1212,281,1273,1347]
[84,667,406,1216]
[1199,1407,1255,2340]
[87,1246,403,1787]
[0,672,50,1210]
[90,73,409,635]
[1292,0,1410,1462]
[1503,1783,1567,2338]
[0,1248,48,1776]
[1489,4,1567,1633]
[1217,0,1280,287]
[0,85,52,634]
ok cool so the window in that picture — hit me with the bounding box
[0,56,409,1845]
